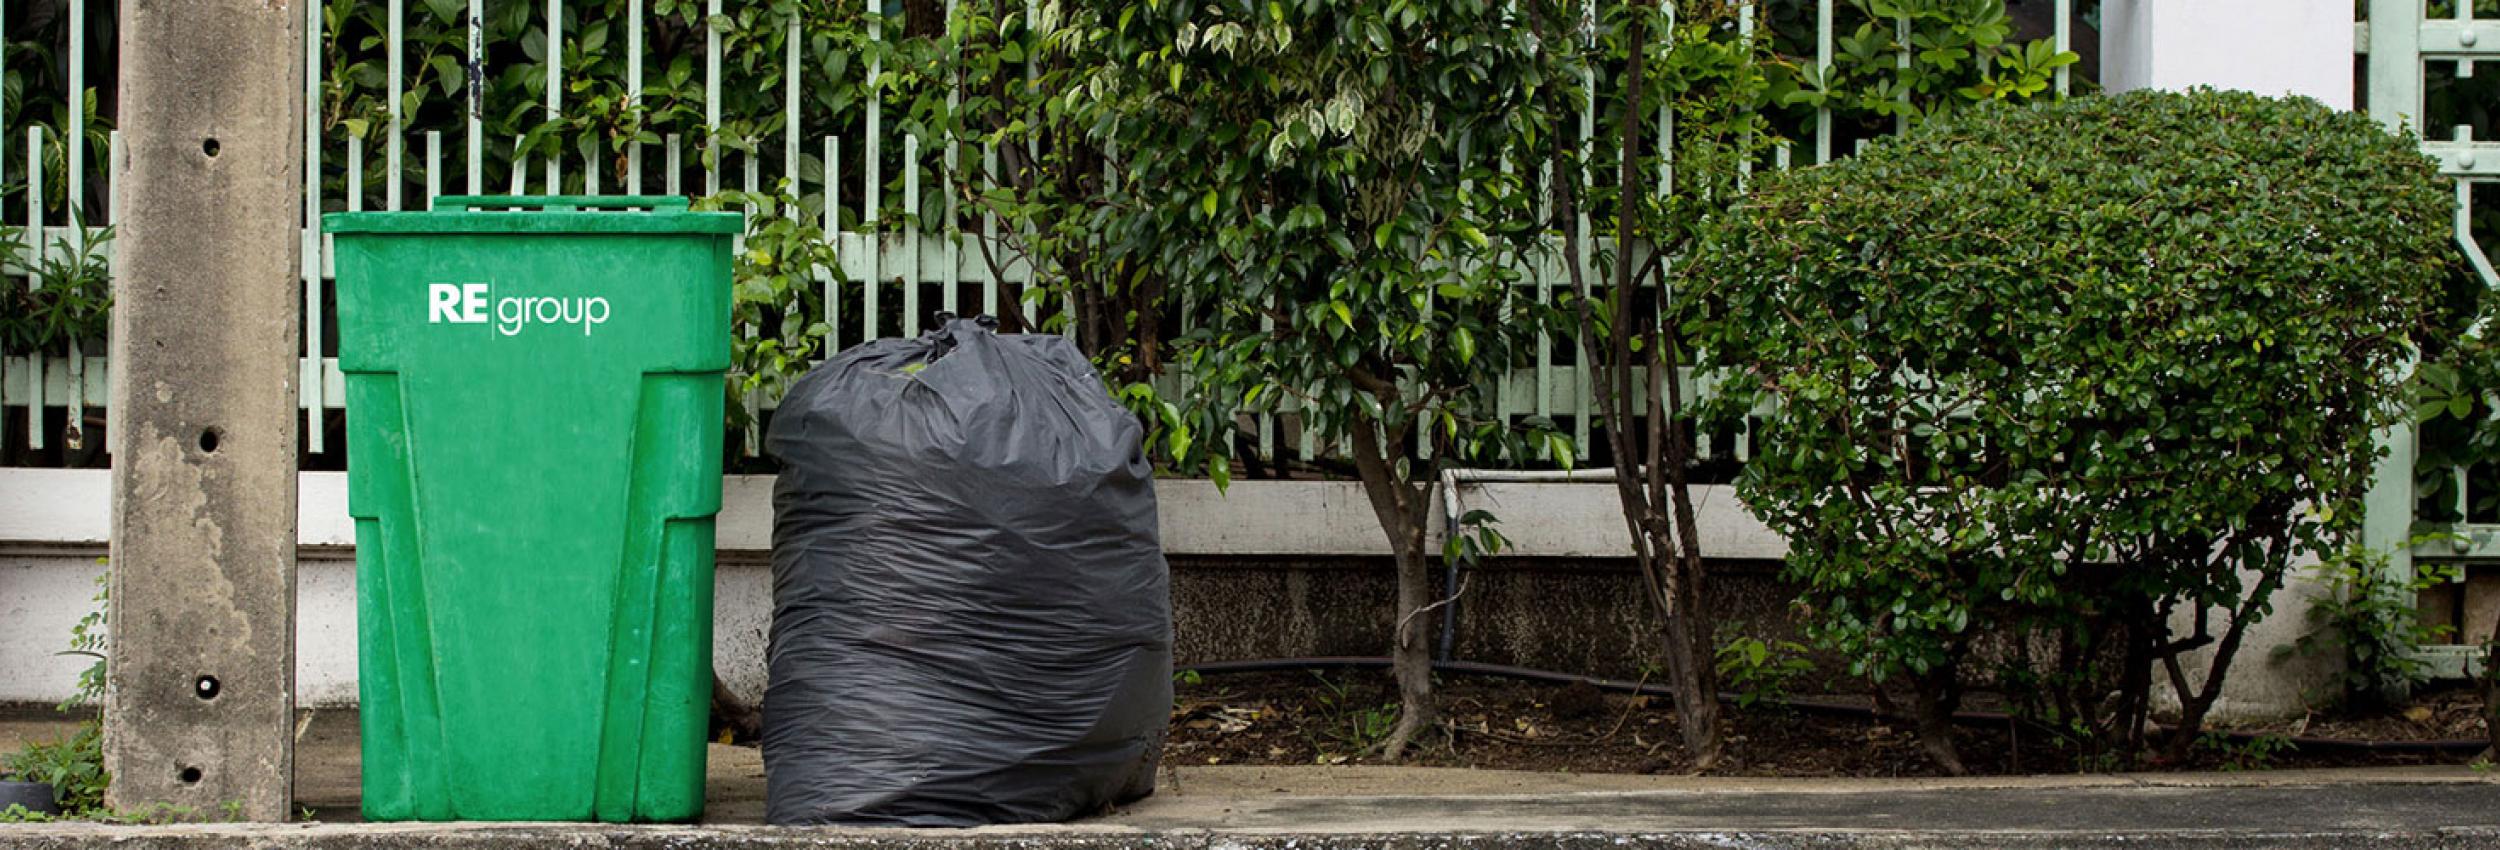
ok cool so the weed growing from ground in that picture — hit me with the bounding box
[2197,733,2298,772]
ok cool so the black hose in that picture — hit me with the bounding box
[1436,508,1461,664]
[1175,656,2492,755]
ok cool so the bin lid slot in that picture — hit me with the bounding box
[435,195,693,212]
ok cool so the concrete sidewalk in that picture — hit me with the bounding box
[5,709,2498,848]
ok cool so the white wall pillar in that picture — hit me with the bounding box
[2101,0,2355,110]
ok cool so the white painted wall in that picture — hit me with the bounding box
[1,554,358,707]
[2,551,766,710]
[1,552,111,705]
[0,469,1779,707]
[3,471,1772,558]
[2100,0,2354,110]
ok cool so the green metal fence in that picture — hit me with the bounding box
[2365,0,2500,672]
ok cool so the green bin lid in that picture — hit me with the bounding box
[324,195,741,235]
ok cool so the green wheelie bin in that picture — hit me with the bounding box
[327,196,740,822]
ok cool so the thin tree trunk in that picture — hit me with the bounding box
[2104,596,2160,766]
[1347,411,1435,761]
[1657,319,1725,769]
[1913,662,1969,776]
[2159,552,2288,761]
[1552,0,1723,771]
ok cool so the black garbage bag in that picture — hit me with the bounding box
[762,317,1172,827]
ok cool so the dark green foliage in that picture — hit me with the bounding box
[2,722,104,817]
[2196,731,2295,772]
[1690,89,2457,767]
[1714,633,1815,711]
[2409,351,2500,525]
[1763,0,2079,134]
[1078,0,1574,475]
[0,224,115,356]
[696,184,836,420]
[1,565,108,821]
[318,0,775,201]
[59,567,105,713]
[1024,0,1590,759]
[2411,316,2500,763]
[2,3,116,222]
[2283,544,2458,711]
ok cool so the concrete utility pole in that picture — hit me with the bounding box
[105,0,307,821]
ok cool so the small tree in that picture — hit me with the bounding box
[1544,0,1770,771]
[1046,0,1578,758]
[1689,90,2457,771]
[1546,0,2071,769]
[908,0,1166,375]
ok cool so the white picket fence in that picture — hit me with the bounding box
[0,0,2132,467]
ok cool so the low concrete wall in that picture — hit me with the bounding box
[1,469,1789,707]
[1169,556,1803,678]
[0,470,1789,559]
[6,551,1786,708]
[0,469,2340,719]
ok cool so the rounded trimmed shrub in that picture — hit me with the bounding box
[1689,89,2459,769]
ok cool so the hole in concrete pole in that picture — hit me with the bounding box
[198,427,221,454]
[202,138,220,157]
[195,675,220,700]
[177,766,203,784]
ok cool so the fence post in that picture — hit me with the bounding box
[105,0,305,821]
[2362,0,2428,678]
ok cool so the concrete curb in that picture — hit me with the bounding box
[5,825,2500,850]
[8,767,2497,848]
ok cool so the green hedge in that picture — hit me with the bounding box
[1690,89,2458,768]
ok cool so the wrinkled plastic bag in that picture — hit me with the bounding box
[762,317,1172,827]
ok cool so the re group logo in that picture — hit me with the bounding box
[427,282,611,337]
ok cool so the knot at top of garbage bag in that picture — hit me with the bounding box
[920,313,1003,365]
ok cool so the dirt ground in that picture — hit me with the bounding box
[2219,687,2493,743]
[1167,670,2494,777]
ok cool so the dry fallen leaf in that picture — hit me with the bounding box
[1214,707,1259,734]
